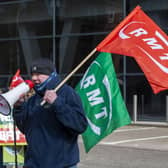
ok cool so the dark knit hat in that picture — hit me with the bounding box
[31,58,55,75]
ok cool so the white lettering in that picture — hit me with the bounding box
[129,28,148,37]
[87,89,104,106]
[95,107,107,119]
[160,53,168,60]
[83,75,96,89]
[155,31,168,46]
[143,38,163,49]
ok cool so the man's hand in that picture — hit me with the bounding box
[14,94,26,106]
[43,90,57,104]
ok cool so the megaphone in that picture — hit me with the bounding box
[0,80,34,116]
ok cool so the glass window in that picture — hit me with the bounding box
[0,0,51,39]
[126,75,167,122]
[56,0,123,34]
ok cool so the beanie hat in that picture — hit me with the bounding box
[31,58,55,75]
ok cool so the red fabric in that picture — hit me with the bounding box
[96,5,168,94]
[10,69,24,89]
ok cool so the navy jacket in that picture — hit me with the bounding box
[13,75,88,168]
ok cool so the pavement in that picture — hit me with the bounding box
[78,124,168,168]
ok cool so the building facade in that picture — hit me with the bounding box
[0,0,168,124]
[1,0,168,167]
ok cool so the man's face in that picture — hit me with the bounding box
[31,73,49,85]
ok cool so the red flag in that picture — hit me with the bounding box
[10,69,24,89]
[96,5,168,94]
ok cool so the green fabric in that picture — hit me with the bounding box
[76,52,131,152]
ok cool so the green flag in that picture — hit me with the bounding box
[75,52,131,152]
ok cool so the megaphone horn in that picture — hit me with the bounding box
[0,80,34,116]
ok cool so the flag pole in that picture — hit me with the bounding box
[41,48,97,106]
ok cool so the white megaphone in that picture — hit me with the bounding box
[0,80,34,116]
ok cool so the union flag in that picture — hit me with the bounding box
[96,5,168,94]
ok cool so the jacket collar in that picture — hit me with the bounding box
[34,72,61,96]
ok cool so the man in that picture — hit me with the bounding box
[13,58,88,168]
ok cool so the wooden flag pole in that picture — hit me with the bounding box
[41,48,97,106]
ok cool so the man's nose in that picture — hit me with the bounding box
[32,75,38,81]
